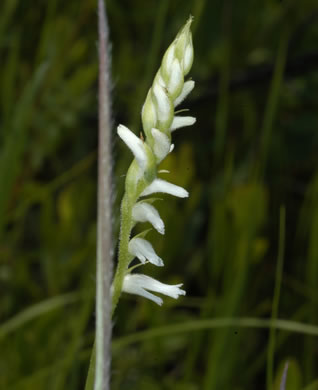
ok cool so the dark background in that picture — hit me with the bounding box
[1,0,318,389]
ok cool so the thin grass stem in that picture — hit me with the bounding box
[113,317,318,351]
[258,26,290,178]
[267,206,286,390]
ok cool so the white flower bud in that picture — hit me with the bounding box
[128,237,164,266]
[152,84,173,129]
[154,72,166,89]
[166,59,183,99]
[183,39,194,75]
[151,128,171,163]
[122,274,186,306]
[132,202,165,235]
[142,89,157,135]
[141,178,189,198]
[161,43,176,84]
[174,17,192,71]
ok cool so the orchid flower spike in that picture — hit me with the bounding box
[112,17,195,311]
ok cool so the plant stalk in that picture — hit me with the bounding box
[111,194,133,315]
[94,0,113,389]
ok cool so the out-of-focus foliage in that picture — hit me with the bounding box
[1,0,318,389]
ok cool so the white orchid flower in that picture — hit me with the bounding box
[122,274,186,306]
[128,237,164,267]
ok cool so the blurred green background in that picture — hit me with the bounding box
[1,0,318,389]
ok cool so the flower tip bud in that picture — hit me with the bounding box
[177,15,193,40]
[183,15,194,34]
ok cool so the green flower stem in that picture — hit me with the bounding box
[111,194,134,315]
[111,167,148,314]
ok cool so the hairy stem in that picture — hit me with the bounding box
[94,0,113,389]
[111,194,133,315]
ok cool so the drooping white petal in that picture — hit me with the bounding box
[170,116,196,132]
[174,80,195,107]
[132,202,165,235]
[128,237,164,266]
[117,124,148,170]
[141,178,189,198]
[122,274,186,306]
[152,84,172,124]
[151,128,171,163]
[138,275,185,299]
[169,144,175,153]
[124,280,163,306]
